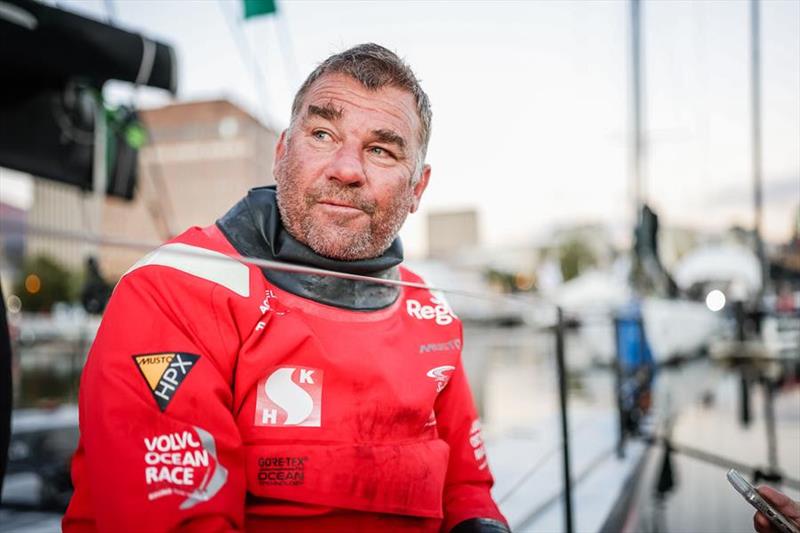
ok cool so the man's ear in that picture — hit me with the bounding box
[409,164,431,214]
[272,129,288,174]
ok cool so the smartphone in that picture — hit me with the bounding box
[727,469,800,533]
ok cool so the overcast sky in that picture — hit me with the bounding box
[5,0,799,257]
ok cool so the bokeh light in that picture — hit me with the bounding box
[24,274,41,294]
[705,289,726,312]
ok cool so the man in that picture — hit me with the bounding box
[63,44,509,532]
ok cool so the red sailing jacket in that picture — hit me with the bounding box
[63,224,506,532]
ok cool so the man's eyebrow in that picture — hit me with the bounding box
[371,129,406,150]
[306,103,343,122]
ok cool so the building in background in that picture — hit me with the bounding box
[0,200,27,296]
[427,209,480,259]
[99,99,278,277]
[25,180,87,272]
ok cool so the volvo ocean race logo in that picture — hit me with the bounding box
[143,426,228,509]
[254,366,323,427]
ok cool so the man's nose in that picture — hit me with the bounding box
[326,144,366,186]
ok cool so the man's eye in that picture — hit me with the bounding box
[368,146,393,158]
[312,130,330,141]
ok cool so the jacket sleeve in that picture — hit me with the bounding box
[63,265,251,533]
[434,354,509,533]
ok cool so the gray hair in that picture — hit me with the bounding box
[290,43,432,177]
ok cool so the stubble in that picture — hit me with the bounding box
[275,146,413,261]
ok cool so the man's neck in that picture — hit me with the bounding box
[216,186,402,310]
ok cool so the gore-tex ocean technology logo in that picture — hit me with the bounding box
[255,366,323,427]
[143,426,228,509]
[406,293,457,325]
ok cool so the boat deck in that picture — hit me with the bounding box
[629,364,800,533]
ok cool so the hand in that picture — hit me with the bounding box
[753,486,800,533]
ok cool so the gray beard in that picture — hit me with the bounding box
[275,157,412,261]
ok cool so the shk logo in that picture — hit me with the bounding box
[254,366,323,427]
[133,353,199,411]
[426,365,456,392]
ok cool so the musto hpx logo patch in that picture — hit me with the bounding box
[133,352,199,411]
[255,366,323,427]
[143,426,228,509]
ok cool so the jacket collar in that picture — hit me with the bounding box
[216,186,402,310]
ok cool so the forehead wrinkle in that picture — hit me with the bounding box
[305,80,419,134]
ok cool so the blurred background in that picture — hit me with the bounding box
[0,0,798,531]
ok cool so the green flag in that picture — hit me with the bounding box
[243,0,277,19]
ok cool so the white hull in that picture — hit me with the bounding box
[577,298,722,365]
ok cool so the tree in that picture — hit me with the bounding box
[558,238,597,282]
[14,255,73,312]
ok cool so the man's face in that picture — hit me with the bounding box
[273,73,430,261]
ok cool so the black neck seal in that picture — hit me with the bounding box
[216,186,402,310]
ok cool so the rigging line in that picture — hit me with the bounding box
[102,0,116,24]
[497,445,560,506]
[497,415,600,504]
[515,445,619,530]
[7,217,773,335]
[275,7,300,89]
[121,14,179,240]
[0,219,552,309]
[137,117,178,239]
[640,433,800,491]
[216,0,281,132]
[134,36,157,86]
[82,0,196,245]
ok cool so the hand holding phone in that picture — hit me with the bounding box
[726,469,800,533]
[753,486,800,533]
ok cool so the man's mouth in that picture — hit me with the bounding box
[317,199,365,214]
[319,199,358,209]
[307,186,376,215]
